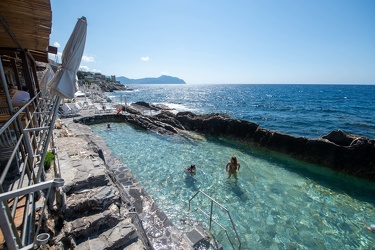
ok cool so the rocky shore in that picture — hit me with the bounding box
[76,102,375,181]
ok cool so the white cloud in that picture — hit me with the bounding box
[79,66,101,73]
[82,55,95,62]
[54,41,60,48]
[141,56,150,61]
[79,65,90,71]
[161,71,170,75]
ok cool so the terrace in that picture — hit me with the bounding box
[0,1,64,248]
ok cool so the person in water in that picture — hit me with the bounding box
[107,124,111,130]
[362,223,375,233]
[226,156,240,177]
[185,164,196,174]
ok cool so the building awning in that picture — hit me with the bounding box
[0,0,53,62]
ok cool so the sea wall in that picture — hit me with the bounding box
[75,109,375,181]
[170,112,375,181]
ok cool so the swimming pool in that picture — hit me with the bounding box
[91,122,375,249]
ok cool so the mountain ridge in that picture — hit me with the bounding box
[117,75,186,84]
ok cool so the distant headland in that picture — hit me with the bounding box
[116,75,186,84]
[76,71,186,92]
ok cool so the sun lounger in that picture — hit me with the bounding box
[67,103,81,114]
[104,103,116,113]
[59,104,73,117]
[77,100,94,110]
[93,103,105,113]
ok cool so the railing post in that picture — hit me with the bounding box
[36,96,61,181]
[0,201,21,249]
[209,200,213,230]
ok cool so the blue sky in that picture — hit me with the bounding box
[50,0,375,84]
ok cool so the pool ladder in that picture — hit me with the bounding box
[188,190,241,249]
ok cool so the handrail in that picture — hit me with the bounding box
[0,90,63,249]
[0,94,39,134]
[188,190,241,249]
[0,178,64,250]
[0,50,64,249]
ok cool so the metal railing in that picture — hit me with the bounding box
[188,190,241,249]
[0,178,64,249]
[0,89,63,249]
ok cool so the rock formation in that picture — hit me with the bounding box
[75,105,375,181]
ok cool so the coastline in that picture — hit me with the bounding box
[75,103,375,182]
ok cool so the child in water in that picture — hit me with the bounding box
[185,164,196,174]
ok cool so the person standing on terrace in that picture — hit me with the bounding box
[11,86,30,105]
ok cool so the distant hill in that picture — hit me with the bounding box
[116,75,186,84]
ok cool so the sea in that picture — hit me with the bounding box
[94,84,375,249]
[107,84,375,139]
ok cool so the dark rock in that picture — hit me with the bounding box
[98,149,105,163]
[75,104,375,181]
[303,139,339,167]
[322,130,356,146]
[266,131,308,156]
[252,128,272,146]
[154,111,185,130]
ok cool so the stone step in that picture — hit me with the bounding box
[64,185,119,219]
[75,219,140,250]
[63,206,122,239]
[62,158,109,195]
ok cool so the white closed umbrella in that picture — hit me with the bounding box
[49,16,87,99]
[37,16,87,188]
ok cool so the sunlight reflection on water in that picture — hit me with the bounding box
[92,123,375,249]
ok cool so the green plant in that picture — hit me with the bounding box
[44,151,55,171]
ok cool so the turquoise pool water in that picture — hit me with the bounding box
[91,123,375,249]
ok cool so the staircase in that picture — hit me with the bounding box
[50,133,149,249]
